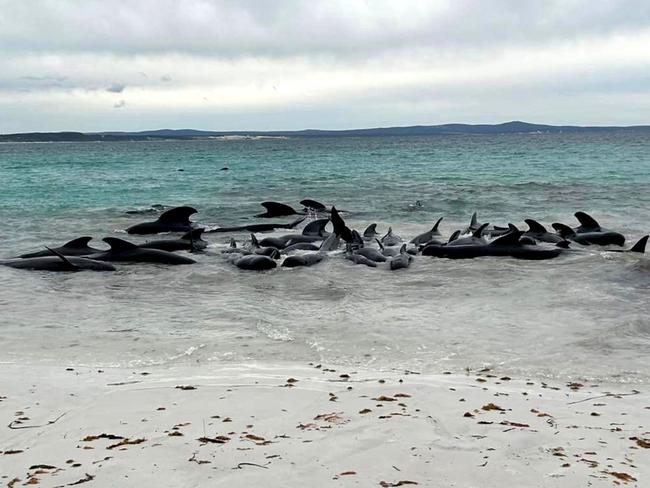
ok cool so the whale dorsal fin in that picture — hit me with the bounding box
[375,238,385,251]
[103,237,138,252]
[473,222,490,238]
[302,218,330,236]
[630,235,649,253]
[229,238,237,249]
[260,201,296,216]
[524,219,547,234]
[300,199,326,211]
[45,246,77,270]
[574,211,600,230]
[448,230,461,243]
[351,230,364,248]
[381,227,394,241]
[552,223,576,238]
[399,244,407,254]
[157,206,197,224]
[181,228,204,240]
[250,234,260,248]
[288,216,306,228]
[363,223,377,237]
[556,240,571,249]
[432,217,443,231]
[62,236,93,248]
[490,228,523,246]
[470,212,478,227]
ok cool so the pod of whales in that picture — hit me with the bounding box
[3,205,646,273]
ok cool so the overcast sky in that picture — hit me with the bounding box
[2,0,650,132]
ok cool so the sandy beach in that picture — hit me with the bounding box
[1,362,647,487]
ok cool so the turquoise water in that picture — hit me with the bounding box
[1,133,649,381]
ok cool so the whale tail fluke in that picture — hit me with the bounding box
[331,207,353,242]
[630,235,649,253]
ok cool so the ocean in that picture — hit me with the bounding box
[1,133,649,382]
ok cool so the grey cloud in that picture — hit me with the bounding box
[107,83,125,93]
[1,1,650,60]
[113,99,126,108]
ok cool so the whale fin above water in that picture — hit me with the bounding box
[257,201,298,218]
[62,236,94,248]
[470,212,479,228]
[302,218,330,236]
[489,226,523,246]
[432,217,443,231]
[250,234,260,248]
[552,223,576,238]
[363,223,378,237]
[574,211,601,230]
[300,199,327,211]
[524,219,548,234]
[103,237,139,252]
[630,235,649,253]
[448,230,461,243]
[556,240,571,249]
[157,206,197,224]
[473,222,490,238]
[229,238,237,249]
[181,228,204,241]
[45,246,77,270]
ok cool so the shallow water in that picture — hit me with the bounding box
[1,133,649,382]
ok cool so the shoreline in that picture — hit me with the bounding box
[1,361,646,487]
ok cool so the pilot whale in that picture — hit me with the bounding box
[2,247,115,272]
[422,225,564,260]
[89,238,196,264]
[552,212,625,246]
[410,217,443,246]
[127,206,197,235]
[207,216,306,234]
[18,236,103,258]
[256,201,302,218]
[140,228,207,252]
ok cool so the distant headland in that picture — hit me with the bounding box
[2,121,650,142]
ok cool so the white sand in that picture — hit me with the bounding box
[1,362,647,487]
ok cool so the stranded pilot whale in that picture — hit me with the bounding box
[422,225,564,260]
[89,238,196,264]
[410,217,443,246]
[552,211,625,247]
[127,206,197,235]
[207,216,306,234]
[18,236,103,258]
[256,201,302,218]
[2,247,116,272]
[139,229,207,252]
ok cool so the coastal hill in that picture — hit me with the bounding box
[2,120,650,142]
